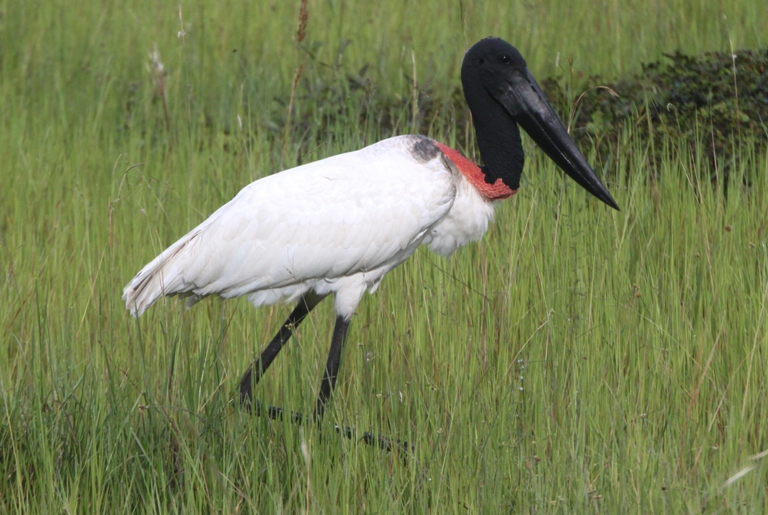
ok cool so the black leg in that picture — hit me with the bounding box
[242,309,412,454]
[315,315,350,420]
[239,293,324,405]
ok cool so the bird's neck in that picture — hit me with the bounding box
[433,141,517,201]
[472,111,526,192]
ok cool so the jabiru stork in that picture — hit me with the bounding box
[123,37,619,420]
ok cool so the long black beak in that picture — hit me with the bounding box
[498,68,620,210]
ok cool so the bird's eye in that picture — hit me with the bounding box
[478,57,485,65]
[498,54,511,64]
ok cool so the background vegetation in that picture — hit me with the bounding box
[1,0,767,512]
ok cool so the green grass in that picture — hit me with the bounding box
[2,0,768,512]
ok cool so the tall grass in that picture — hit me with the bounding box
[1,0,767,512]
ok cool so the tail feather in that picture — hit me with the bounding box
[122,231,203,317]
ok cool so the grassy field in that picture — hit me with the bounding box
[2,0,768,512]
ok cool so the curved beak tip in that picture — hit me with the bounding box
[603,194,621,211]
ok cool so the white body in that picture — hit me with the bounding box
[123,135,497,319]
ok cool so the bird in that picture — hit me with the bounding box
[123,37,619,420]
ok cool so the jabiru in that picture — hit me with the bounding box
[123,37,619,421]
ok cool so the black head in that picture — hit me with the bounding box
[461,38,529,85]
[461,37,619,210]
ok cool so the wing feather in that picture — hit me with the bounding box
[123,137,456,316]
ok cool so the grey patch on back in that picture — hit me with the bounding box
[407,135,441,163]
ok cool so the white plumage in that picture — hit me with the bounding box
[124,38,618,418]
[123,135,496,320]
